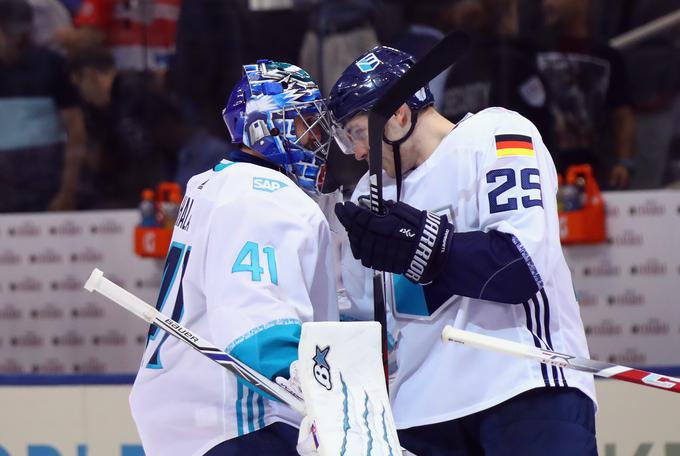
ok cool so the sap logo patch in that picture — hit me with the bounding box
[356,53,381,73]
[253,177,288,192]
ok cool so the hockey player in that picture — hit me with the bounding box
[129,60,338,455]
[329,46,598,455]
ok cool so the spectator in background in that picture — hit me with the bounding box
[618,0,680,189]
[150,94,230,193]
[392,1,449,111]
[298,0,379,195]
[69,48,173,208]
[170,0,245,138]
[172,0,313,138]
[0,0,87,212]
[27,0,72,51]
[299,0,379,94]
[59,0,82,15]
[438,0,551,135]
[56,0,181,76]
[535,0,635,189]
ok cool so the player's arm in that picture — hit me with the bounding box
[50,55,87,211]
[204,196,336,386]
[335,200,540,305]
[50,107,87,210]
[335,127,546,305]
[429,131,548,304]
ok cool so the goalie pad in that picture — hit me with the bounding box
[298,321,401,456]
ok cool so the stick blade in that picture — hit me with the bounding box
[372,31,470,117]
[367,31,470,213]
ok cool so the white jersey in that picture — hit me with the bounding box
[342,107,596,429]
[130,159,338,456]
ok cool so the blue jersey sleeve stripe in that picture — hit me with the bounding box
[531,294,561,387]
[523,300,550,387]
[510,234,543,289]
[539,289,568,387]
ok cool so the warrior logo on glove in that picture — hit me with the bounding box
[312,345,333,390]
[405,211,445,282]
[335,199,453,285]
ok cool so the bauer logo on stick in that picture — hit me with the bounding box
[312,345,332,390]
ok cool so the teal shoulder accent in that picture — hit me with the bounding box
[228,319,301,382]
[213,161,237,172]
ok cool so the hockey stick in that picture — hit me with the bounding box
[367,31,470,384]
[84,268,306,414]
[442,326,680,394]
[366,31,470,212]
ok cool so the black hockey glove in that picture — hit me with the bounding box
[335,199,452,284]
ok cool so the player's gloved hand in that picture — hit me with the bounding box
[335,199,453,284]
[275,360,303,402]
[277,360,318,456]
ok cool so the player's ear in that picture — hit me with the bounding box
[392,104,410,128]
[399,104,412,127]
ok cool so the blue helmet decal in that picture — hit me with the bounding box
[223,76,248,143]
[355,52,382,73]
[222,60,333,194]
[329,46,434,126]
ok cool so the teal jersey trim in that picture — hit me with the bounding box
[213,161,237,172]
[235,378,266,436]
[228,319,301,382]
[246,388,256,433]
[231,320,301,434]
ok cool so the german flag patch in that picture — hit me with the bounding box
[495,134,534,157]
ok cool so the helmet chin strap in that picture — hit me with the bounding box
[382,110,418,202]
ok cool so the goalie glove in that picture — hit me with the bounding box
[297,322,402,456]
[275,360,304,402]
[296,416,320,456]
[335,199,452,284]
[277,363,322,456]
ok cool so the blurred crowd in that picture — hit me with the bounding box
[0,0,678,213]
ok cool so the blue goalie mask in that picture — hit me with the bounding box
[223,60,333,194]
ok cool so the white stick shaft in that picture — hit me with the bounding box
[442,326,680,394]
[84,268,306,413]
[84,268,157,323]
[443,326,541,361]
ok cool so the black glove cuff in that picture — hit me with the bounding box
[404,212,452,284]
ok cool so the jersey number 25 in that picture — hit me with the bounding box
[487,167,542,214]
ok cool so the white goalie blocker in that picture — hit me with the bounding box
[297,322,401,456]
